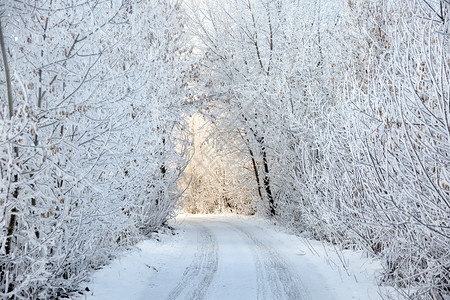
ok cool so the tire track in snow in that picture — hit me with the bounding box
[166,223,218,300]
[229,222,309,300]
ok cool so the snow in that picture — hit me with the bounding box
[72,214,405,300]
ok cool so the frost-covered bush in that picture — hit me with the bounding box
[331,1,450,297]
[0,0,192,298]
[186,0,449,298]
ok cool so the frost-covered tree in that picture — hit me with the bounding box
[185,0,328,216]
[186,0,449,298]
[180,114,256,214]
[332,1,450,297]
[0,0,192,298]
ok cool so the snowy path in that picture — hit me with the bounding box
[166,222,218,300]
[167,217,308,300]
[74,214,402,300]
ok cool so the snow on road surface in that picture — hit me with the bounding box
[73,214,403,300]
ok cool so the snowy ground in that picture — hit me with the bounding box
[72,214,405,300]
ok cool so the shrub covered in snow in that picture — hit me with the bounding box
[0,0,192,298]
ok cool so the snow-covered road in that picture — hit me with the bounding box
[74,214,402,300]
[165,216,308,300]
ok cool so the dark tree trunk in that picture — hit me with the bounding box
[259,140,275,217]
[248,147,264,203]
[157,137,167,206]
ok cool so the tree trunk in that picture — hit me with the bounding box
[248,147,264,203]
[0,21,13,120]
[260,140,275,217]
[1,20,19,258]
[157,136,167,206]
